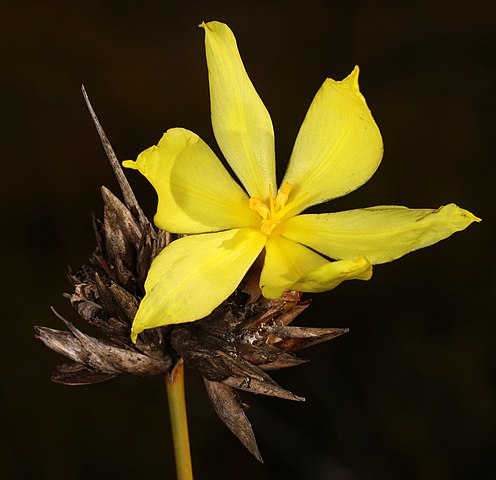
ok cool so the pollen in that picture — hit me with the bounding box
[249,181,293,235]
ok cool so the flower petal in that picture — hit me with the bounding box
[123,128,259,233]
[260,236,372,299]
[260,236,328,299]
[201,21,276,200]
[282,67,383,217]
[280,204,481,265]
[291,256,372,293]
[131,228,267,342]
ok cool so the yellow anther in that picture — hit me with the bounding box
[249,184,293,235]
[249,197,270,220]
[274,181,293,211]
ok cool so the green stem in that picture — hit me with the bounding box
[165,359,193,480]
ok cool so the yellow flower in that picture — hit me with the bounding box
[124,21,479,342]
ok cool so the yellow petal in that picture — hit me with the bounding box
[201,21,276,200]
[280,204,481,265]
[123,128,259,233]
[260,236,329,299]
[260,236,372,299]
[131,228,267,342]
[282,67,383,217]
[292,256,372,293]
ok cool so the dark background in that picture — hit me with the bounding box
[2,0,494,479]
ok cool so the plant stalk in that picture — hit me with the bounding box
[166,359,193,480]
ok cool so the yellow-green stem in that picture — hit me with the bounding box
[165,359,193,480]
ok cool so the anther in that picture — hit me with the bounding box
[274,181,293,211]
[249,197,270,220]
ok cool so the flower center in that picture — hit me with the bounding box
[249,181,293,235]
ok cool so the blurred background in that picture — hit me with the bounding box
[2,0,494,478]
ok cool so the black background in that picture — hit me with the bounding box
[2,1,494,479]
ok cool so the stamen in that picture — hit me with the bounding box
[269,189,275,215]
[249,197,270,220]
[249,183,293,236]
[274,181,293,211]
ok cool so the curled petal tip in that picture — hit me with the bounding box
[199,20,224,32]
[122,159,138,170]
[467,212,481,223]
[354,255,373,281]
[469,212,482,223]
[342,65,360,89]
[444,203,481,228]
[130,327,139,344]
[325,65,360,87]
